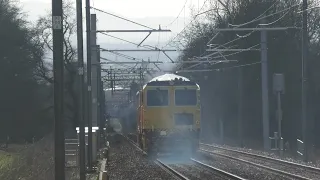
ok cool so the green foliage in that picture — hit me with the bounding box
[177,0,320,146]
[0,151,15,171]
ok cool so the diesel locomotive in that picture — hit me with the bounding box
[135,74,201,157]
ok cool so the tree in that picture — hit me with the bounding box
[176,0,320,149]
[0,0,52,141]
[35,0,79,134]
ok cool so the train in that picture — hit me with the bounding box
[128,73,201,157]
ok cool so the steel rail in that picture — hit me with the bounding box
[201,143,320,174]
[191,158,247,180]
[200,149,313,180]
[122,135,147,155]
[155,159,190,180]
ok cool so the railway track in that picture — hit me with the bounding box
[124,135,247,179]
[190,158,247,180]
[122,134,147,155]
[155,159,190,180]
[124,135,189,179]
[155,158,247,180]
[200,143,320,180]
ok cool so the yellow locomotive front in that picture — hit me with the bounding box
[138,74,200,157]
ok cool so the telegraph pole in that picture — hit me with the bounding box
[139,67,142,89]
[97,46,104,145]
[218,70,224,143]
[76,0,86,178]
[237,67,244,148]
[91,14,98,133]
[52,0,65,179]
[302,0,308,162]
[260,14,270,150]
[85,0,93,170]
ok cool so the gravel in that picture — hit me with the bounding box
[202,142,320,168]
[170,163,214,180]
[195,152,291,180]
[201,145,320,180]
[127,134,137,142]
[117,134,296,179]
[170,162,236,180]
[106,135,174,180]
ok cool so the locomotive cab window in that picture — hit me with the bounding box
[146,89,168,106]
[175,89,197,106]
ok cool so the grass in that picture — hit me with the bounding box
[0,135,55,180]
[0,135,103,180]
[0,151,15,171]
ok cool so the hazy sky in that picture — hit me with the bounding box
[20,0,205,18]
[20,0,208,71]
[20,0,208,41]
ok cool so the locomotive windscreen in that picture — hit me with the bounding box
[175,89,197,106]
[146,89,168,106]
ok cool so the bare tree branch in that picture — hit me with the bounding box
[34,0,79,128]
